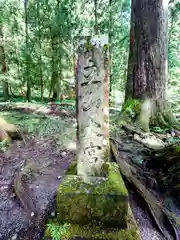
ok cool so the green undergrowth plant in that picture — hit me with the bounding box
[175,145,180,152]
[44,219,139,240]
[110,99,142,127]
[151,126,169,133]
[166,137,180,144]
[45,220,70,240]
[0,111,76,146]
[121,99,141,119]
[0,139,9,152]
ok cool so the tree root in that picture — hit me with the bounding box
[13,160,56,217]
[110,141,178,240]
[152,109,180,131]
[121,98,180,132]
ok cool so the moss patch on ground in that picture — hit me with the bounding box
[66,160,77,175]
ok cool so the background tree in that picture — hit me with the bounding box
[123,0,179,131]
[24,0,31,101]
[0,0,179,110]
[0,25,9,101]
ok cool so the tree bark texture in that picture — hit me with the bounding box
[75,36,109,181]
[126,0,168,103]
[37,0,43,103]
[24,0,31,102]
[125,0,178,128]
[49,36,59,102]
[0,27,9,101]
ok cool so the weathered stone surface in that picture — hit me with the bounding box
[56,162,128,228]
[75,35,109,181]
[46,205,139,240]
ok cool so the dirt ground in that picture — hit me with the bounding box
[0,103,76,240]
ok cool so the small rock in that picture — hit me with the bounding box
[51,212,55,217]
[12,233,18,240]
[0,185,8,191]
[171,130,175,137]
[31,212,35,217]
[167,133,171,138]
[61,151,67,156]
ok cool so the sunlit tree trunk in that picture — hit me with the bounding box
[124,0,134,101]
[59,56,63,102]
[49,0,62,102]
[94,0,98,34]
[0,27,9,101]
[124,0,178,130]
[108,0,112,102]
[24,0,31,102]
[49,36,59,102]
[37,0,43,103]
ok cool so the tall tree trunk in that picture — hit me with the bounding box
[24,0,31,102]
[94,0,99,34]
[59,55,63,102]
[124,0,134,101]
[0,27,9,101]
[49,0,62,103]
[48,36,59,102]
[124,0,178,130]
[37,0,43,103]
[14,37,21,85]
[40,48,43,103]
[109,0,112,103]
[3,82,9,101]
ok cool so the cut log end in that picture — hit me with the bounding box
[0,117,26,143]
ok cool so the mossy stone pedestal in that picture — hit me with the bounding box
[55,162,139,239]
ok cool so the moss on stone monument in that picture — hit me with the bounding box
[56,162,128,228]
[45,205,139,240]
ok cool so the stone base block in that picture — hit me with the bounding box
[56,162,129,228]
[45,205,139,240]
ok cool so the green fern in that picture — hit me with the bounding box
[122,99,140,117]
[152,126,167,133]
[45,221,69,240]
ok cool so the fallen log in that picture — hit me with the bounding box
[110,140,178,240]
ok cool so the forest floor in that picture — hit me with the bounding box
[0,102,77,240]
[0,102,180,240]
